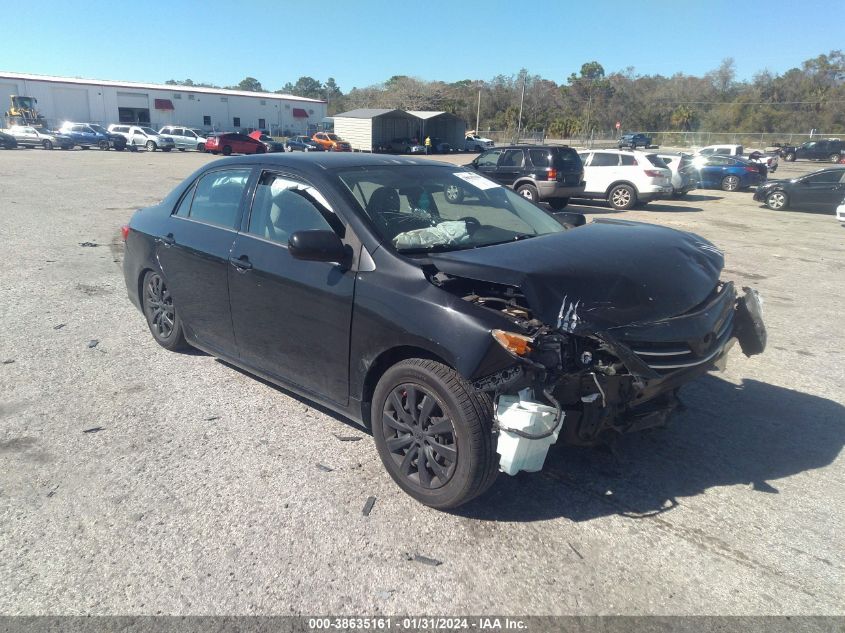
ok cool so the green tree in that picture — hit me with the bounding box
[233,77,264,92]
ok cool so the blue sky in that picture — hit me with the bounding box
[2,0,843,91]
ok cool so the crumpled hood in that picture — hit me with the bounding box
[428,219,724,332]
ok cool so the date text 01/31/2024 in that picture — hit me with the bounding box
[308,617,527,630]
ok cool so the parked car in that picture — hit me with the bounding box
[58,122,113,150]
[617,133,652,149]
[312,132,352,152]
[0,130,18,149]
[465,145,585,209]
[285,135,322,152]
[88,123,128,150]
[159,126,208,151]
[692,155,766,191]
[753,167,845,212]
[837,198,845,225]
[248,131,286,153]
[779,138,843,163]
[121,153,766,509]
[464,133,494,152]
[5,125,74,150]
[431,138,453,154]
[108,125,175,152]
[575,149,672,210]
[388,137,425,154]
[695,144,779,173]
[656,153,698,197]
[204,132,265,155]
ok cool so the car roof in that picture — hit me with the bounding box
[203,153,462,175]
[494,144,572,151]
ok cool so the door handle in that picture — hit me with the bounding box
[157,233,175,246]
[229,255,252,271]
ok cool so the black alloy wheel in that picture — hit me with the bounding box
[142,271,187,351]
[98,140,110,150]
[146,141,156,151]
[372,359,498,509]
[42,140,53,150]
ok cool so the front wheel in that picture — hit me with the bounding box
[98,140,110,150]
[142,270,188,351]
[222,145,232,156]
[548,197,569,210]
[372,359,498,509]
[146,141,156,152]
[765,190,788,210]
[516,183,539,202]
[785,152,796,162]
[197,143,205,152]
[608,184,636,210]
[721,175,740,191]
[830,153,841,163]
[445,183,465,203]
[42,140,54,150]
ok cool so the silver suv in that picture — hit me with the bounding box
[158,126,207,151]
[107,124,175,152]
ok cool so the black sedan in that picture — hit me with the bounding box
[122,154,766,509]
[0,131,17,149]
[285,135,322,152]
[754,167,845,212]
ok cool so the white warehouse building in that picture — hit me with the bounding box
[0,71,326,135]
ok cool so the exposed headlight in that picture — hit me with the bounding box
[491,329,533,356]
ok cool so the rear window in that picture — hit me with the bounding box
[550,147,582,169]
[645,154,668,168]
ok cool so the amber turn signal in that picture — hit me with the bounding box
[491,329,533,356]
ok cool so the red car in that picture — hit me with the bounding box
[204,133,265,156]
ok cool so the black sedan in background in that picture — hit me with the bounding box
[0,131,17,149]
[754,167,845,212]
[284,135,322,152]
[122,154,765,509]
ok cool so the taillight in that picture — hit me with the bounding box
[644,169,663,177]
[547,168,557,180]
[121,225,130,241]
[745,166,758,173]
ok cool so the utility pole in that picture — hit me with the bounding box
[475,89,481,133]
[516,71,526,143]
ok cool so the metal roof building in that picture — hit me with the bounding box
[407,111,467,149]
[332,108,420,152]
[0,71,326,134]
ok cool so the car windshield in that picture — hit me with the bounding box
[190,129,204,136]
[140,127,157,135]
[334,165,564,253]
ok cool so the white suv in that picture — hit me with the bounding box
[575,149,673,210]
[107,124,175,152]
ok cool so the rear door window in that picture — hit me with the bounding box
[499,149,524,167]
[186,168,252,228]
[529,150,550,167]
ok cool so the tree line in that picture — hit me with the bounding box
[165,50,845,136]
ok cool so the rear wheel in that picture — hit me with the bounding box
[42,140,53,150]
[146,141,156,152]
[608,184,636,210]
[721,175,740,191]
[142,270,188,351]
[372,359,498,509]
[516,183,539,202]
[548,197,569,210]
[765,190,788,210]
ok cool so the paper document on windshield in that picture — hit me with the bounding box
[454,172,501,190]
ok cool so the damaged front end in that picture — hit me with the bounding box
[426,226,767,469]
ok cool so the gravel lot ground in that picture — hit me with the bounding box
[1,148,843,616]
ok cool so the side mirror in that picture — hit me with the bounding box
[289,230,349,264]
[553,211,587,228]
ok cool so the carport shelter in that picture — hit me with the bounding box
[407,111,467,149]
[332,109,418,152]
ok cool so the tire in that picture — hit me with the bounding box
[141,270,188,351]
[785,152,796,162]
[765,190,788,210]
[146,141,156,152]
[721,175,740,192]
[445,183,465,203]
[516,183,539,202]
[197,143,205,152]
[222,145,232,156]
[98,140,110,150]
[285,145,293,152]
[548,197,569,210]
[829,153,841,163]
[371,359,498,509]
[42,140,53,150]
[608,184,637,210]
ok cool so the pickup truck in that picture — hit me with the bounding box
[464,133,494,152]
[695,144,779,173]
[778,139,843,163]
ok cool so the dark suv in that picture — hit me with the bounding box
[462,145,585,209]
[780,139,843,163]
[618,133,652,149]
